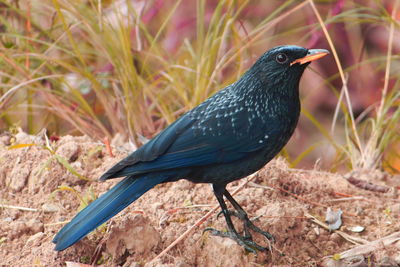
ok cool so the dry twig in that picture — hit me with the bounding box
[330,231,400,260]
[344,175,390,193]
[305,213,368,245]
[0,204,38,212]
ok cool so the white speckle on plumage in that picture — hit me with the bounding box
[187,45,306,140]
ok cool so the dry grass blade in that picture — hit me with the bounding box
[0,204,38,212]
[307,0,400,171]
[305,213,368,245]
[213,1,309,79]
[0,75,63,108]
[308,0,363,161]
[377,0,398,119]
[359,0,400,170]
[336,231,400,259]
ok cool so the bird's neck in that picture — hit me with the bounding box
[233,71,301,105]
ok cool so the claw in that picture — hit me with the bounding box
[210,186,275,253]
[204,227,267,253]
[218,209,275,243]
[244,219,275,242]
[203,227,223,235]
[216,209,240,220]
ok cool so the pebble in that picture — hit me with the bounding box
[42,203,59,213]
[25,219,44,234]
[26,232,45,247]
[0,134,11,145]
[56,142,80,162]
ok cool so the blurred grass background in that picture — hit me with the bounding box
[0,0,398,173]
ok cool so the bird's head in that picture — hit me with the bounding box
[248,45,329,95]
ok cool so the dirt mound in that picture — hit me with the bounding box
[1,131,399,266]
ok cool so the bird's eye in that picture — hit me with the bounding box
[275,53,288,64]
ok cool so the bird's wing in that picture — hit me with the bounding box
[101,108,270,180]
[100,114,195,180]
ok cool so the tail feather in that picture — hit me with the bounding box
[53,175,166,251]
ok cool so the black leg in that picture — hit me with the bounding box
[203,184,273,253]
[223,189,275,242]
[212,184,239,235]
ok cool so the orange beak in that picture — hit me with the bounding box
[290,49,329,66]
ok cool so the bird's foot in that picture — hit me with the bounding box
[217,210,275,242]
[243,219,275,242]
[203,228,266,253]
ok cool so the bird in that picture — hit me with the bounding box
[53,45,329,252]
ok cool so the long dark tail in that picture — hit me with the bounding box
[53,174,167,251]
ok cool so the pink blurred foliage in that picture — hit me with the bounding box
[141,1,395,111]
[99,0,397,118]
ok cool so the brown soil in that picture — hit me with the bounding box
[1,130,400,266]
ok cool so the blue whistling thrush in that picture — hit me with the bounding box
[53,45,329,252]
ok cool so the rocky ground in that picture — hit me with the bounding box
[1,130,400,266]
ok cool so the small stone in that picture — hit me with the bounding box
[0,133,11,146]
[56,142,80,162]
[25,219,44,234]
[42,203,59,213]
[26,232,45,247]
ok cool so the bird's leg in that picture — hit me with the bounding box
[223,189,275,242]
[216,209,240,220]
[215,209,253,240]
[203,184,267,253]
